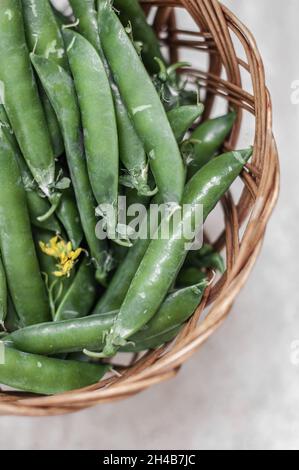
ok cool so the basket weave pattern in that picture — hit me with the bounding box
[0,0,279,416]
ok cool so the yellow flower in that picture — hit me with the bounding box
[39,236,84,278]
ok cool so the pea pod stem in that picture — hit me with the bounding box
[37,193,62,223]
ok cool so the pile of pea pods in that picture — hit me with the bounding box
[0,0,251,395]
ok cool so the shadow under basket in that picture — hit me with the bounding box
[0,0,279,417]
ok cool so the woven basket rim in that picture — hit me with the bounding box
[0,0,279,417]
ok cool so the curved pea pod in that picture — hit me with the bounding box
[0,0,55,197]
[98,1,185,205]
[54,257,98,322]
[0,104,61,233]
[7,284,203,356]
[0,131,50,326]
[101,148,252,356]
[176,267,208,288]
[22,0,69,158]
[168,104,204,142]
[113,0,165,75]
[0,344,108,395]
[31,54,109,283]
[187,111,236,175]
[0,257,7,327]
[64,30,119,238]
[56,183,83,249]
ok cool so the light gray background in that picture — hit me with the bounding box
[0,0,298,450]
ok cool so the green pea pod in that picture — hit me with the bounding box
[0,344,108,395]
[101,148,252,356]
[116,91,155,197]
[93,237,150,315]
[23,0,68,69]
[54,257,98,322]
[187,111,236,176]
[179,90,200,107]
[93,197,157,315]
[22,0,69,158]
[8,284,204,356]
[176,267,208,288]
[121,281,206,352]
[185,244,225,274]
[113,0,165,75]
[0,130,50,326]
[0,104,61,234]
[3,297,21,333]
[69,0,152,197]
[40,90,64,158]
[69,0,100,51]
[64,30,119,238]
[98,1,185,204]
[93,191,161,314]
[0,257,7,327]
[123,326,182,353]
[0,0,55,197]
[168,105,204,142]
[108,187,151,268]
[55,184,83,249]
[31,54,109,283]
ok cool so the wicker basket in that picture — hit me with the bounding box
[0,0,279,416]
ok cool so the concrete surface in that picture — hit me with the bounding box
[0,0,298,450]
